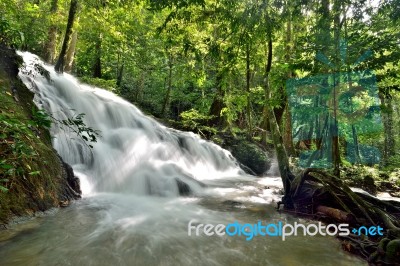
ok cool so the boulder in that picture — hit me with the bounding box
[229,140,271,176]
[385,239,400,263]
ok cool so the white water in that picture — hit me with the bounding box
[0,52,366,266]
[18,52,242,196]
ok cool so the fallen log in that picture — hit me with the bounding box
[316,205,356,223]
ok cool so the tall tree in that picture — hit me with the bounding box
[55,0,78,73]
[64,30,77,72]
[43,0,59,63]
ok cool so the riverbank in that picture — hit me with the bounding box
[0,45,81,225]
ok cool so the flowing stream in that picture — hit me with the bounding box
[0,52,366,265]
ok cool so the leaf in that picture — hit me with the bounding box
[0,186,8,193]
[0,164,13,169]
[29,171,40,176]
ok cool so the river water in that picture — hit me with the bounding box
[0,52,366,266]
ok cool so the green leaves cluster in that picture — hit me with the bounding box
[58,112,100,148]
[0,113,41,192]
[0,14,24,47]
[0,105,99,193]
[180,109,216,136]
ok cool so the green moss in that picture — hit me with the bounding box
[0,47,68,224]
[385,239,400,261]
[230,140,271,176]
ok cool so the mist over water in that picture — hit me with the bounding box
[0,52,366,266]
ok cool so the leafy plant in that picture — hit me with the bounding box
[0,113,39,192]
[32,106,100,149]
[31,107,52,129]
[0,107,100,193]
[0,14,24,47]
[180,109,216,137]
[79,77,117,92]
[55,112,100,149]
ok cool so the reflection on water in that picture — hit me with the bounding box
[0,177,366,266]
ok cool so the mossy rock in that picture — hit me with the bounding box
[385,239,400,263]
[363,175,377,195]
[230,140,271,176]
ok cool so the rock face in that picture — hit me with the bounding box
[175,178,192,196]
[59,158,82,201]
[0,45,81,224]
[229,141,271,176]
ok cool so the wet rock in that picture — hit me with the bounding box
[58,157,81,201]
[175,178,192,196]
[363,175,377,195]
[63,160,82,195]
[222,200,242,207]
[59,200,70,207]
[229,140,271,176]
[379,171,390,180]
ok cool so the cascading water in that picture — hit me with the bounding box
[18,52,242,196]
[0,52,366,266]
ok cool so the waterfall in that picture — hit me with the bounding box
[17,52,243,196]
[1,53,366,266]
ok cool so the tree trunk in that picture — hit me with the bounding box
[93,34,102,78]
[209,71,225,126]
[246,43,252,138]
[43,0,58,63]
[116,64,124,88]
[351,125,362,164]
[380,90,396,165]
[283,104,295,155]
[387,97,396,157]
[135,72,145,102]
[332,0,341,177]
[283,10,295,156]
[161,53,173,117]
[64,30,77,73]
[264,36,293,202]
[54,0,78,73]
[260,106,269,146]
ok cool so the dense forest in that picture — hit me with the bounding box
[2,0,400,168]
[1,0,399,161]
[1,0,400,265]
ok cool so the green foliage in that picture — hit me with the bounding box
[0,14,24,47]
[57,112,100,148]
[1,0,400,178]
[0,105,99,193]
[79,77,117,92]
[0,113,40,192]
[180,109,216,136]
[31,107,52,129]
[383,154,400,171]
